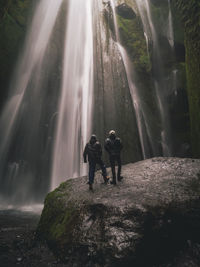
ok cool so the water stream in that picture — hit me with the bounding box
[134,0,175,156]
[110,0,158,158]
[0,0,64,203]
[51,0,94,189]
[167,0,175,49]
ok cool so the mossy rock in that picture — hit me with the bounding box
[116,3,136,20]
[117,12,151,73]
[37,181,81,254]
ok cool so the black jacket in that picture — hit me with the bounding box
[83,141,102,163]
[105,137,123,156]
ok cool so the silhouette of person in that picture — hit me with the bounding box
[83,134,109,190]
[105,130,123,185]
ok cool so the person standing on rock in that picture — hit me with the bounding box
[83,134,109,190]
[105,130,123,185]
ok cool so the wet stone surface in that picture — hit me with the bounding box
[0,210,68,267]
[37,157,200,267]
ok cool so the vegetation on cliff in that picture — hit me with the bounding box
[172,0,200,158]
[0,0,33,106]
[116,1,190,155]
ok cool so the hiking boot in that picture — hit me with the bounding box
[117,176,123,181]
[110,180,116,185]
[103,176,110,184]
[89,184,93,191]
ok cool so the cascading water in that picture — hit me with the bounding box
[0,0,64,204]
[110,0,159,158]
[51,0,94,189]
[92,0,142,163]
[167,0,178,98]
[0,0,95,203]
[134,0,175,156]
[167,0,175,49]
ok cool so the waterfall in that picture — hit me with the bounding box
[0,0,64,204]
[51,0,94,189]
[0,0,96,203]
[167,0,175,49]
[0,0,95,201]
[0,0,63,163]
[92,0,143,163]
[0,0,179,205]
[110,0,158,158]
[135,0,174,156]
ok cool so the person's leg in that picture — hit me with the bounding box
[89,162,96,187]
[98,159,109,183]
[110,156,116,184]
[117,155,123,181]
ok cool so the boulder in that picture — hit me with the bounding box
[37,158,200,266]
[116,4,136,20]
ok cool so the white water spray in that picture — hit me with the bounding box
[51,0,94,189]
[167,0,175,48]
[0,0,63,162]
[0,0,63,203]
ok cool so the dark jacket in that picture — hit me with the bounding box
[105,137,123,156]
[83,141,102,163]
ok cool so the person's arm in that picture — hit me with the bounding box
[99,143,102,157]
[120,139,123,151]
[83,144,88,163]
[115,138,123,152]
[104,139,110,153]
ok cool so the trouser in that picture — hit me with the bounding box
[109,155,121,182]
[88,159,107,185]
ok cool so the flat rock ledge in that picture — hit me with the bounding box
[37,158,200,266]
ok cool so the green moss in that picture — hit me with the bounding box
[37,180,82,254]
[8,0,31,27]
[0,0,33,103]
[117,15,151,73]
[116,10,160,139]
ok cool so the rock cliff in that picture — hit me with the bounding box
[172,0,200,158]
[0,0,33,107]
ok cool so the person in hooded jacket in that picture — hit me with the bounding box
[105,130,123,185]
[83,134,109,190]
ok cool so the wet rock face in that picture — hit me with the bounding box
[116,3,136,20]
[37,158,200,266]
[93,1,142,164]
[0,0,33,106]
[173,0,200,158]
[150,0,168,7]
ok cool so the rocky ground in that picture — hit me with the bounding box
[37,157,200,267]
[0,209,68,266]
